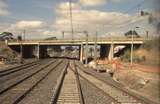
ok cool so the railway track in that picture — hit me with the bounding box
[51,61,84,104]
[0,59,53,94]
[0,59,63,104]
[0,59,156,104]
[0,60,40,76]
[75,61,153,104]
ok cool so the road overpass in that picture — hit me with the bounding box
[7,38,144,45]
[6,38,147,62]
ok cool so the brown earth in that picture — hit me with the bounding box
[113,65,160,104]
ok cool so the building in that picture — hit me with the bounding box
[124,30,140,38]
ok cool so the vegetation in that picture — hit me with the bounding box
[0,49,18,63]
[124,30,140,38]
[142,38,160,51]
[0,42,19,63]
[121,37,160,66]
[0,32,14,41]
[120,49,145,63]
[45,37,57,40]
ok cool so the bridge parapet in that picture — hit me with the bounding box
[7,37,150,44]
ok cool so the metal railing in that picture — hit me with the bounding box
[7,37,151,43]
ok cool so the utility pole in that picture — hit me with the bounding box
[94,32,98,66]
[131,27,139,68]
[23,29,26,41]
[84,31,88,65]
[131,30,134,67]
[146,31,149,39]
[69,0,74,41]
[62,31,64,39]
[18,37,23,64]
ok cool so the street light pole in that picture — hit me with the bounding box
[131,31,134,67]
[23,30,26,41]
[62,31,64,39]
[94,32,98,66]
[130,27,139,68]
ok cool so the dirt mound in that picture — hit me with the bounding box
[113,69,160,103]
[0,41,19,63]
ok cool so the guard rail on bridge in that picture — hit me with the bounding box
[6,37,152,45]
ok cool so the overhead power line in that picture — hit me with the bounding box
[124,0,146,14]
[69,0,74,40]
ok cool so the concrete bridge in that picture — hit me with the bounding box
[6,38,147,62]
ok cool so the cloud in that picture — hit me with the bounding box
[0,0,9,16]
[0,20,62,39]
[12,20,45,29]
[57,2,80,10]
[55,7,131,30]
[80,0,107,6]
[111,0,124,3]
[53,1,152,38]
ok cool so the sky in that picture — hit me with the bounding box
[0,0,158,39]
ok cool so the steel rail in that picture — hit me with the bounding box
[75,62,157,104]
[0,60,57,95]
[0,61,40,77]
[51,60,69,104]
[0,60,39,74]
[12,60,64,104]
[69,61,85,104]
[73,62,118,104]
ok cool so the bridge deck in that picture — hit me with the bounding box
[7,38,147,45]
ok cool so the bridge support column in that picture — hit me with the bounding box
[108,44,114,61]
[37,44,40,59]
[80,44,84,63]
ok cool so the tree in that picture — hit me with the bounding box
[17,35,22,41]
[0,32,14,41]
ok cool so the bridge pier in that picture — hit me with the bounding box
[108,44,114,61]
[80,44,84,63]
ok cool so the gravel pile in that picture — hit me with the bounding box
[80,77,115,104]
